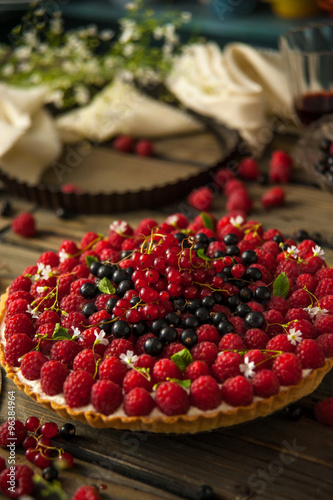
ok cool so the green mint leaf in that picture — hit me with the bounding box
[52,323,71,340]
[98,277,116,294]
[167,378,191,389]
[273,272,289,299]
[171,348,193,372]
[86,255,98,267]
[201,212,214,231]
[196,248,211,261]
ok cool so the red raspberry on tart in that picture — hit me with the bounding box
[0,213,332,433]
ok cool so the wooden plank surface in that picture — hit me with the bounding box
[0,132,332,500]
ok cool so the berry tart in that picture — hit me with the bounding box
[1,213,333,433]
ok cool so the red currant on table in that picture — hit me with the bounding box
[25,448,39,463]
[34,452,51,469]
[23,435,37,450]
[56,452,74,470]
[60,423,76,439]
[40,421,58,438]
[25,416,40,432]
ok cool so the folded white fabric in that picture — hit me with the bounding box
[0,84,61,183]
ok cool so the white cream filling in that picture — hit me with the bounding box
[0,319,315,419]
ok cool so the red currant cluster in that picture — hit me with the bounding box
[23,418,75,480]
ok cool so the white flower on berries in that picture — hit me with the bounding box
[120,350,138,366]
[71,326,82,339]
[26,305,40,319]
[59,249,69,263]
[109,220,127,235]
[36,286,48,294]
[287,328,303,346]
[312,245,325,257]
[230,215,244,227]
[94,330,109,346]
[35,263,52,281]
[286,246,299,258]
[304,306,328,320]
[239,356,256,379]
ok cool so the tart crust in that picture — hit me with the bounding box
[1,292,333,433]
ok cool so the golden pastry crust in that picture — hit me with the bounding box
[1,292,332,433]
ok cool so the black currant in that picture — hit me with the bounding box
[97,264,113,280]
[223,233,238,245]
[80,282,98,300]
[196,484,216,500]
[212,312,227,326]
[144,337,163,356]
[42,466,58,482]
[182,315,199,329]
[195,233,209,244]
[241,250,258,266]
[159,326,178,344]
[82,302,98,317]
[212,291,224,305]
[245,311,264,329]
[90,260,102,276]
[117,279,134,297]
[213,250,226,258]
[105,298,118,314]
[173,297,186,313]
[165,312,181,327]
[217,320,234,334]
[273,234,284,244]
[100,319,112,334]
[244,267,262,282]
[294,229,309,242]
[239,287,253,302]
[174,232,187,243]
[236,303,251,318]
[226,245,240,256]
[112,269,130,283]
[179,329,198,348]
[187,299,202,313]
[130,296,140,307]
[112,320,131,339]
[132,321,148,337]
[195,307,211,324]
[202,296,215,310]
[56,207,72,219]
[151,319,168,334]
[60,423,76,439]
[254,286,271,304]
[227,295,241,310]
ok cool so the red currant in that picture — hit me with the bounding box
[167,269,182,284]
[40,422,58,438]
[126,308,141,323]
[140,287,158,303]
[145,269,159,283]
[26,448,39,463]
[56,452,74,470]
[34,452,51,469]
[23,435,37,450]
[231,264,245,278]
[25,416,40,432]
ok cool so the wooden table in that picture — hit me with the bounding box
[0,134,332,500]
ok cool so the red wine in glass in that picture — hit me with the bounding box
[295,91,333,125]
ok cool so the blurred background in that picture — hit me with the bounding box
[0,0,331,49]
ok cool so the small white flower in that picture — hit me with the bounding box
[26,305,40,320]
[123,44,135,58]
[287,328,303,346]
[312,245,325,257]
[120,350,139,366]
[100,29,114,41]
[71,326,82,339]
[286,245,299,258]
[59,249,69,263]
[181,11,192,23]
[239,356,256,379]
[110,220,127,234]
[230,215,244,227]
[94,330,109,346]
[40,263,52,280]
[304,306,329,320]
[153,27,164,41]
[36,286,47,294]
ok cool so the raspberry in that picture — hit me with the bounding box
[319,295,333,313]
[316,268,333,281]
[166,213,189,229]
[134,218,158,237]
[133,354,156,372]
[314,314,333,336]
[6,298,31,319]
[113,135,135,153]
[6,290,33,305]
[123,369,154,393]
[8,276,32,295]
[226,190,253,214]
[288,289,312,308]
[59,239,79,256]
[221,376,253,406]
[74,349,101,375]
[218,333,245,352]
[251,370,280,398]
[91,379,123,415]
[61,311,87,331]
[238,157,260,180]
[288,319,317,340]
[35,309,60,328]
[0,465,34,499]
[224,179,245,197]
[88,310,111,326]
[72,485,101,500]
[50,340,82,368]
[78,328,107,357]
[276,260,300,280]
[296,273,318,293]
[124,387,155,416]
[64,370,94,408]
[314,398,333,427]
[34,323,56,355]
[58,274,75,298]
[263,310,285,337]
[99,356,128,385]
[212,351,242,382]
[135,139,154,157]
[70,278,94,295]
[296,339,325,369]
[161,342,185,359]
[58,257,79,274]
[188,187,214,211]
[80,232,100,250]
[265,296,289,316]
[190,375,222,410]
[104,338,133,359]
[20,351,48,380]
[95,293,117,311]
[5,313,35,340]
[12,212,36,238]
[99,248,121,263]
[37,251,59,268]
[5,334,34,366]
[191,341,218,366]
[272,353,302,386]
[269,150,293,183]
[213,169,235,190]
[60,294,88,314]
[153,358,183,383]
[155,381,190,416]
[249,263,273,284]
[40,360,69,396]
[228,316,246,337]
[285,308,309,322]
[316,333,333,357]
[260,241,280,258]
[196,324,220,345]
[244,329,269,349]
[185,360,211,381]
[246,349,272,371]
[262,187,285,210]
[266,334,295,353]
[0,420,27,447]
[300,256,325,275]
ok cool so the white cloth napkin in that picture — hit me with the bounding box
[0,84,61,183]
